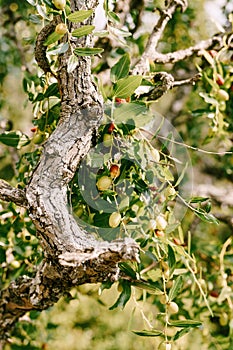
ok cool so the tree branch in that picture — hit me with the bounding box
[0,180,27,207]
[0,0,139,339]
[133,0,188,74]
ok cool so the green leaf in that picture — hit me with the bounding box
[173,327,192,341]
[67,10,93,23]
[74,47,104,56]
[168,275,183,302]
[44,83,59,98]
[194,210,219,224]
[109,280,131,310]
[110,53,130,83]
[67,54,79,73]
[174,162,188,187]
[132,281,164,295]
[44,32,63,46]
[161,167,174,181]
[119,263,137,279]
[71,25,95,37]
[108,11,121,24]
[113,76,142,98]
[113,102,152,127]
[169,320,202,328]
[190,196,209,203]
[167,244,176,270]
[0,131,29,148]
[47,42,69,55]
[132,330,163,337]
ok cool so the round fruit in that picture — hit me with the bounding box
[115,97,126,104]
[32,133,46,144]
[217,89,229,101]
[110,164,120,178]
[216,74,224,86]
[109,212,121,228]
[96,176,112,191]
[53,0,66,10]
[103,133,113,147]
[167,301,179,314]
[158,341,172,350]
[156,215,167,231]
[108,122,115,133]
[10,260,21,269]
[55,23,67,35]
[209,50,218,58]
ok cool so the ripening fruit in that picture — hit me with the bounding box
[109,212,121,228]
[32,133,46,144]
[53,0,66,10]
[10,260,21,269]
[55,23,68,35]
[209,50,218,58]
[156,215,167,231]
[150,148,160,162]
[103,133,113,147]
[115,97,126,104]
[96,176,112,191]
[216,74,224,86]
[167,301,179,314]
[217,89,229,101]
[108,122,115,133]
[110,164,120,178]
[158,341,172,350]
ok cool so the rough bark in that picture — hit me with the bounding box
[0,0,139,341]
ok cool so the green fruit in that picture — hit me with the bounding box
[219,312,228,326]
[103,133,113,147]
[167,301,179,314]
[109,212,121,228]
[158,341,172,350]
[96,176,112,191]
[33,133,46,144]
[55,23,67,35]
[217,89,229,101]
[156,215,167,231]
[10,260,21,269]
[53,0,66,10]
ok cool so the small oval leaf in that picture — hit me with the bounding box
[71,25,95,37]
[74,47,104,56]
[113,76,142,98]
[44,32,63,46]
[67,10,93,23]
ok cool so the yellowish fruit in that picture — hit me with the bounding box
[158,341,172,350]
[103,133,113,147]
[219,312,228,326]
[53,0,66,10]
[109,212,121,228]
[55,23,67,35]
[32,133,46,144]
[164,186,176,198]
[156,215,167,231]
[10,260,21,269]
[217,89,229,101]
[167,301,179,314]
[96,176,112,191]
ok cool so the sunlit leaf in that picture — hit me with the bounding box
[169,320,202,328]
[74,47,104,56]
[0,131,29,148]
[67,10,93,23]
[67,54,79,73]
[109,280,131,310]
[111,54,130,83]
[132,330,163,337]
[168,275,183,301]
[108,11,120,24]
[44,32,64,46]
[113,76,142,98]
[72,25,95,37]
